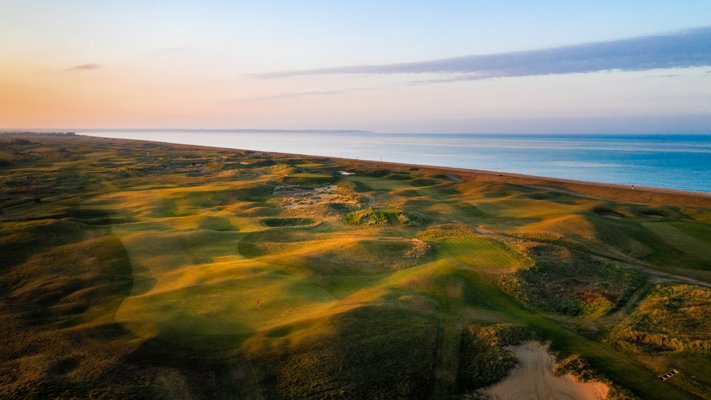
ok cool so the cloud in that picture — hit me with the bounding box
[242,87,372,101]
[66,63,100,71]
[645,73,680,78]
[257,27,711,80]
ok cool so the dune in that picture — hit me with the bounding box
[517,214,597,241]
[2,132,709,399]
[483,341,609,400]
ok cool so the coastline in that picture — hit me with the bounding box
[5,131,711,207]
[2,131,710,400]
[88,133,711,208]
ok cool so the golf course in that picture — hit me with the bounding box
[1,132,710,399]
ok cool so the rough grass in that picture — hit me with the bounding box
[285,237,433,274]
[1,133,709,400]
[609,284,711,354]
[343,207,423,225]
[0,228,139,398]
[457,323,537,392]
[517,214,597,241]
[244,306,439,400]
[502,244,645,317]
[417,223,477,240]
[283,172,335,185]
[261,217,315,227]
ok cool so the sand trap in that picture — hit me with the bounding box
[482,341,609,400]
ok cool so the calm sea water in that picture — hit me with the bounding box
[79,130,711,193]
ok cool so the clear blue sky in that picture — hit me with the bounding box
[2,1,711,133]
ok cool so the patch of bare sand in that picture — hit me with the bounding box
[482,341,609,400]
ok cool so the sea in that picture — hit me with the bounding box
[78,130,711,193]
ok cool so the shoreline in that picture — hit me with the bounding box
[6,131,711,207]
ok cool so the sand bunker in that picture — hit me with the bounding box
[482,341,608,400]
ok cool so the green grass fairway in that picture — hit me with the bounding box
[1,133,710,399]
[439,236,529,270]
[643,221,711,261]
[116,262,339,338]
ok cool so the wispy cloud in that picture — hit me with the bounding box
[242,87,372,101]
[645,73,680,78]
[65,63,100,71]
[257,27,711,80]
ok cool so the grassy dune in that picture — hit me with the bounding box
[1,132,711,399]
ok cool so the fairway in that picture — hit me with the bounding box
[643,221,711,261]
[116,261,340,338]
[439,236,528,270]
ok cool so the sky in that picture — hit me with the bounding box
[1,1,711,133]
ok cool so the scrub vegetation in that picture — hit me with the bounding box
[1,132,710,399]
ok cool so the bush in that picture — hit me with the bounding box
[457,324,537,392]
[343,208,423,225]
[501,244,644,317]
[404,239,431,258]
[609,284,711,354]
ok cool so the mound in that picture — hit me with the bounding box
[343,207,425,225]
[271,237,432,274]
[502,245,644,316]
[115,263,338,339]
[411,178,438,187]
[0,231,136,398]
[231,204,280,216]
[457,323,537,392]
[417,223,477,240]
[609,284,711,354]
[283,173,336,185]
[238,228,318,258]
[592,206,626,218]
[0,219,87,268]
[517,214,596,241]
[261,217,316,227]
[244,306,439,399]
[198,216,237,231]
[385,172,412,180]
